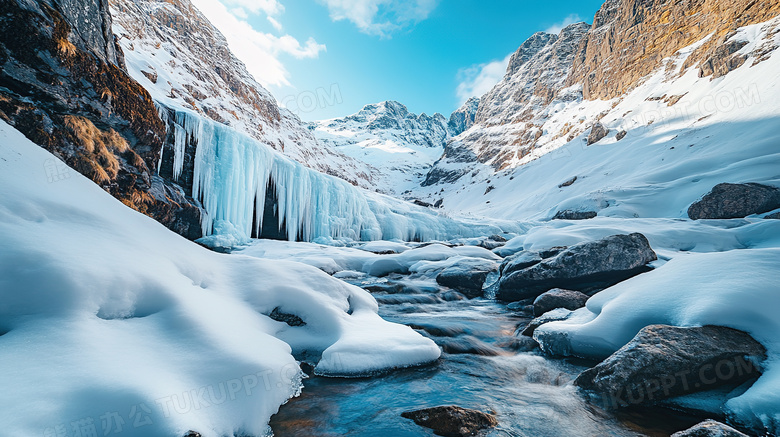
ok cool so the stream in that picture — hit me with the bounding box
[269,273,702,436]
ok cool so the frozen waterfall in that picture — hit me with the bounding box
[158,107,510,244]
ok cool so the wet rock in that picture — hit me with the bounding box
[495,336,539,352]
[182,432,201,437]
[269,307,305,327]
[688,183,780,220]
[765,211,780,220]
[436,261,498,299]
[574,325,767,408]
[520,308,572,337]
[616,130,627,141]
[497,233,657,302]
[401,406,498,437]
[587,122,609,145]
[439,290,467,302]
[671,419,749,437]
[533,289,589,317]
[553,210,598,220]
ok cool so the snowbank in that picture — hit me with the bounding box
[0,120,440,437]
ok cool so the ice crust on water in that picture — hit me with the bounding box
[0,120,440,437]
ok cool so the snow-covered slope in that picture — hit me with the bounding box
[417,14,780,220]
[311,101,454,194]
[0,119,441,436]
[109,0,377,189]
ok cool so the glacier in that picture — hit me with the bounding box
[158,107,516,246]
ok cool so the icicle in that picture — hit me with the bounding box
[161,106,507,244]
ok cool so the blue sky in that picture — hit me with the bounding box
[191,0,605,121]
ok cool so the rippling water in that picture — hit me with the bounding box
[270,274,700,436]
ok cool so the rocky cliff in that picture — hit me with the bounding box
[0,0,201,238]
[110,0,377,189]
[423,0,780,186]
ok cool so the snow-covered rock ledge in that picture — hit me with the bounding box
[0,120,440,436]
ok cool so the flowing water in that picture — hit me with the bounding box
[270,274,701,436]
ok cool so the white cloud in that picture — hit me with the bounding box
[318,0,439,37]
[544,13,582,35]
[267,16,283,31]
[223,0,284,16]
[190,0,325,88]
[455,53,512,105]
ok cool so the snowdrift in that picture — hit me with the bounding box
[0,120,440,437]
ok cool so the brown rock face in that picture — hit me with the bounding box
[401,406,498,437]
[567,0,780,100]
[0,0,201,239]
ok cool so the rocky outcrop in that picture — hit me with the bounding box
[0,0,201,238]
[448,97,480,136]
[496,233,657,301]
[574,325,767,408]
[586,122,609,145]
[533,289,589,317]
[553,210,598,220]
[566,0,780,100]
[436,260,498,298]
[401,406,498,437]
[688,183,780,219]
[521,308,572,337]
[671,420,750,437]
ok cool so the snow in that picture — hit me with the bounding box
[0,120,440,436]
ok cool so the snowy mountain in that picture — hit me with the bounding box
[417,1,780,219]
[311,101,453,195]
[447,96,481,137]
[109,0,378,189]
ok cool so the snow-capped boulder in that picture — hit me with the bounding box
[688,183,780,220]
[401,406,498,437]
[553,210,598,220]
[533,289,589,317]
[586,122,610,145]
[574,325,767,409]
[521,308,572,337]
[436,260,499,298]
[496,233,657,301]
[671,420,750,437]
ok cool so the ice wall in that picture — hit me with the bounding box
[160,107,509,243]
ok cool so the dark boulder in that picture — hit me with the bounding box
[269,307,305,327]
[587,122,609,145]
[671,420,749,437]
[574,325,766,409]
[616,130,627,141]
[553,210,598,220]
[688,183,780,220]
[401,406,498,437]
[496,233,657,302]
[533,289,589,317]
[436,261,498,299]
